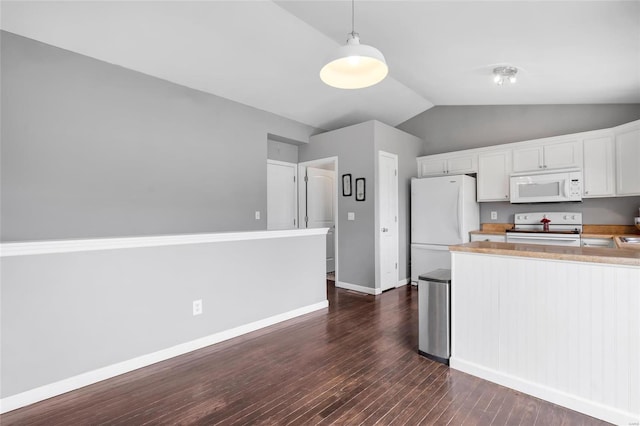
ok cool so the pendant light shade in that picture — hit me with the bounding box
[320,33,388,89]
[320,0,388,89]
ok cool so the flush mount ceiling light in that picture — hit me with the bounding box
[320,0,388,89]
[493,66,518,85]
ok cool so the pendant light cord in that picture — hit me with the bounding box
[352,0,355,34]
[350,0,357,38]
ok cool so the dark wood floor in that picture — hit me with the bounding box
[2,282,609,425]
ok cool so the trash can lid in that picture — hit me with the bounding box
[418,269,451,283]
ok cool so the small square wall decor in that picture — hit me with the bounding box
[355,178,365,201]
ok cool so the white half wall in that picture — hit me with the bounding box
[0,229,328,411]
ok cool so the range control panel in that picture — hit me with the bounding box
[514,212,583,226]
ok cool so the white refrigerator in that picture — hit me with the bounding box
[410,175,479,283]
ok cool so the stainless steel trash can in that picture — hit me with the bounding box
[418,269,451,365]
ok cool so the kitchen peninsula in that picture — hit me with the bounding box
[449,241,640,424]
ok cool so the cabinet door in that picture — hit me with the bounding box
[581,238,614,248]
[512,146,543,172]
[477,151,511,201]
[543,140,582,170]
[616,128,640,195]
[470,234,506,242]
[447,154,477,174]
[582,135,615,198]
[417,157,446,177]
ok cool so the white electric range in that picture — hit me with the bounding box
[505,212,582,247]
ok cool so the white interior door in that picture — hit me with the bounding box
[267,160,297,230]
[306,167,335,272]
[378,151,399,291]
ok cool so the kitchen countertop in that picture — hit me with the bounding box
[450,241,640,266]
[469,223,513,234]
[470,223,640,249]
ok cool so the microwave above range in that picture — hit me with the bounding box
[509,169,582,204]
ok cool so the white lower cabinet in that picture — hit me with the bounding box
[470,233,505,242]
[477,150,511,202]
[581,237,615,248]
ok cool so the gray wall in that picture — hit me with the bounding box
[299,121,423,289]
[398,105,640,155]
[398,104,640,225]
[267,139,299,163]
[1,32,316,242]
[300,122,375,288]
[1,233,327,398]
[480,197,640,225]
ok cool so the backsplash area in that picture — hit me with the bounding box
[479,196,640,225]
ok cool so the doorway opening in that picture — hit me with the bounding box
[298,157,338,282]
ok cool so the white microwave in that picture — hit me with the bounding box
[510,169,583,203]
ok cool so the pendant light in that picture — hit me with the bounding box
[320,0,388,89]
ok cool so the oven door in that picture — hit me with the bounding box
[506,232,581,247]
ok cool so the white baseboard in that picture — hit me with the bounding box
[0,300,329,414]
[450,357,639,425]
[396,278,409,288]
[336,281,381,295]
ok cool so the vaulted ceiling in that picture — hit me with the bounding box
[2,1,639,131]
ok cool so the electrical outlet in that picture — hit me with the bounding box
[193,299,203,316]
[255,211,261,220]
[348,212,355,221]
[491,211,498,220]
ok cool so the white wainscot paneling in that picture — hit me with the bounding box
[451,252,640,425]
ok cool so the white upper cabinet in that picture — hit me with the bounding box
[447,154,477,174]
[614,120,640,196]
[416,119,638,202]
[418,157,447,176]
[582,133,615,198]
[512,145,543,172]
[512,139,582,172]
[477,150,512,202]
[417,152,477,177]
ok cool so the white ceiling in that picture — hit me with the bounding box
[1,1,639,131]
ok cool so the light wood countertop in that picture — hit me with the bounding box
[450,241,640,266]
[470,224,640,248]
[469,223,512,235]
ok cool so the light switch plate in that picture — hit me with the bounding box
[348,212,355,221]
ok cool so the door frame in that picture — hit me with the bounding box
[298,157,339,280]
[267,159,298,230]
[375,150,400,292]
